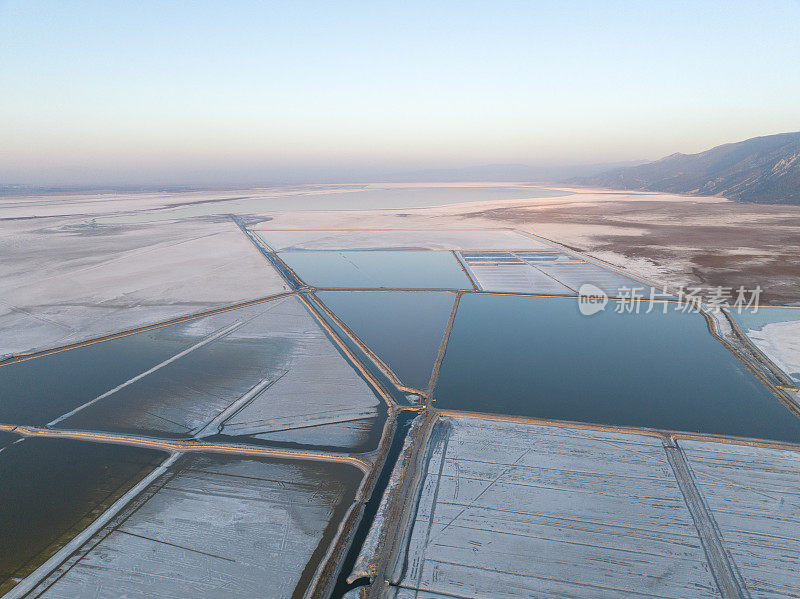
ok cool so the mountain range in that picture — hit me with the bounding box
[574,131,800,204]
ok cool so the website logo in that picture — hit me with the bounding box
[578,284,608,316]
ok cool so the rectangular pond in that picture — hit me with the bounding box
[1,297,382,450]
[278,250,474,289]
[0,300,288,428]
[50,297,382,446]
[318,291,456,390]
[0,436,165,595]
[391,415,720,599]
[0,331,189,426]
[433,294,800,444]
[27,453,363,599]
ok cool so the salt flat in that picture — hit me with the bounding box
[681,440,800,598]
[374,415,800,599]
[27,453,362,599]
[3,184,799,599]
[0,217,287,358]
[253,228,551,251]
[741,317,800,386]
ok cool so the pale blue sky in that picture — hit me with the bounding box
[2,1,799,185]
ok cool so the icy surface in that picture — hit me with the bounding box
[253,228,552,251]
[468,263,573,293]
[455,250,651,296]
[681,440,800,599]
[746,319,800,384]
[534,261,652,296]
[458,251,575,293]
[0,217,287,357]
[218,297,381,438]
[248,417,379,450]
[396,416,720,598]
[32,454,362,599]
[55,296,381,440]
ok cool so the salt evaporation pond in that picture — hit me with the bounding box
[278,251,473,289]
[0,436,164,595]
[0,331,188,426]
[433,294,800,443]
[731,306,800,330]
[318,291,456,390]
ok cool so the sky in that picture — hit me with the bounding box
[2,0,800,185]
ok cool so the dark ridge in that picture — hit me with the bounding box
[574,131,800,204]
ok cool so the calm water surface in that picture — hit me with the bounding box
[0,438,164,594]
[0,302,288,430]
[279,251,473,289]
[0,332,188,426]
[434,294,800,443]
[0,432,17,450]
[319,291,456,390]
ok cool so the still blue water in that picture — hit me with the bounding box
[279,251,473,289]
[433,294,800,443]
[319,291,456,390]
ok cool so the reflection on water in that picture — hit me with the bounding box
[0,432,17,450]
[280,251,473,289]
[319,291,455,390]
[0,332,189,426]
[0,437,164,595]
[0,301,294,433]
[434,294,800,443]
[57,334,295,437]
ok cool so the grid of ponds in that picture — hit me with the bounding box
[457,250,652,296]
[459,249,579,265]
[5,228,800,598]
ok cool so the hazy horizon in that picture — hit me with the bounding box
[2,1,799,186]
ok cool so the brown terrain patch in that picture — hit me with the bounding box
[460,196,800,305]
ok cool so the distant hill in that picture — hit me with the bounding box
[574,132,800,204]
